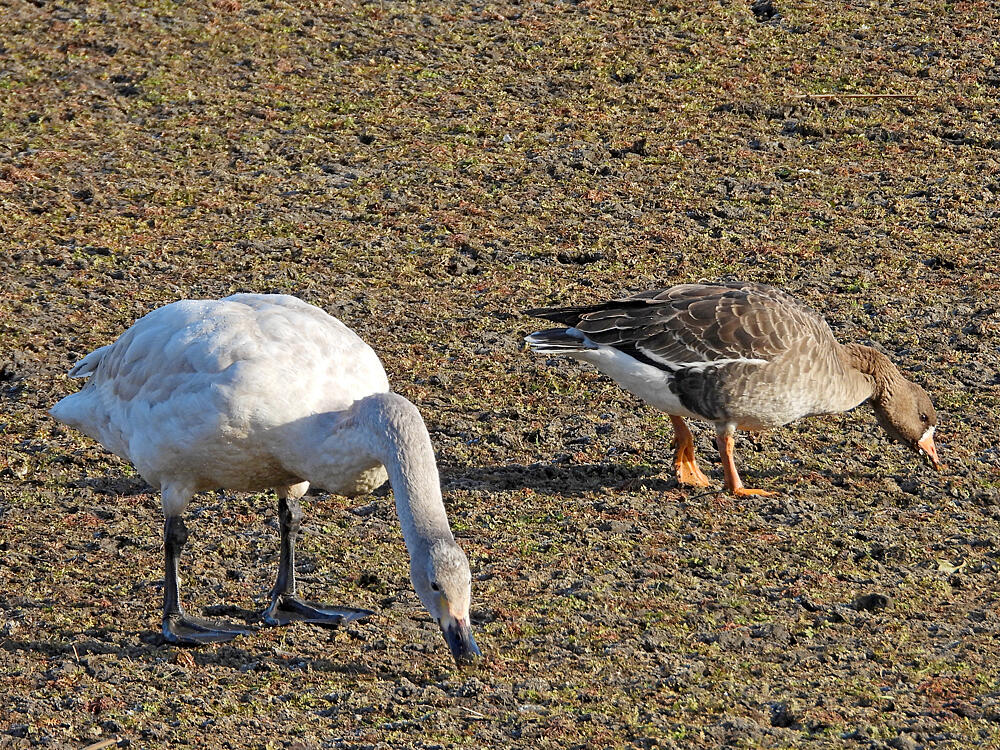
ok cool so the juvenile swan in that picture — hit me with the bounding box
[526,282,940,496]
[51,294,480,664]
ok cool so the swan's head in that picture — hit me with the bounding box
[412,540,480,665]
[874,380,941,470]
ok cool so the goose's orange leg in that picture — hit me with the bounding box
[670,415,711,487]
[715,427,777,497]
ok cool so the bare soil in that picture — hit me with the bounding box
[1,0,999,748]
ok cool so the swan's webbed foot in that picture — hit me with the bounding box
[163,611,252,645]
[160,513,251,646]
[265,492,374,628]
[262,594,373,627]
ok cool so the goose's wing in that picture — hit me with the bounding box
[527,282,827,368]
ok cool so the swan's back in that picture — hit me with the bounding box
[50,294,390,488]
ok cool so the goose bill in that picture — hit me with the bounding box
[917,427,942,471]
[440,614,481,665]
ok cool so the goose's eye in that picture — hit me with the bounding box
[430,582,441,592]
[919,413,929,424]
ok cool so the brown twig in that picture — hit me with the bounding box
[80,740,119,750]
[794,93,916,99]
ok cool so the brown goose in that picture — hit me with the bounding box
[525,282,941,496]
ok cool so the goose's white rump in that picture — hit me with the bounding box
[50,294,480,662]
[51,294,391,505]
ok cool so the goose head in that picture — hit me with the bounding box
[873,380,941,470]
[412,539,480,665]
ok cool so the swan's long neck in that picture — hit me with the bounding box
[839,342,906,407]
[351,393,455,555]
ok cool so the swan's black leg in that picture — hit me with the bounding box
[262,494,372,627]
[162,515,251,645]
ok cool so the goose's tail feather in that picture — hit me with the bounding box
[524,328,597,354]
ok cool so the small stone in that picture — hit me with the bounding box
[720,715,765,743]
[948,700,982,719]
[750,0,779,22]
[751,622,792,644]
[887,734,918,750]
[770,700,798,728]
[796,595,823,612]
[640,628,671,652]
[446,254,477,276]
[718,628,751,650]
[853,593,890,611]
[395,677,418,698]
[598,520,631,534]
[517,677,550,697]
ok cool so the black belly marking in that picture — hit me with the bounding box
[669,367,728,422]
[613,342,730,422]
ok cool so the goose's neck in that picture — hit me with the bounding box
[839,343,905,406]
[354,392,454,553]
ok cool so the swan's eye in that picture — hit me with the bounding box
[430,582,441,592]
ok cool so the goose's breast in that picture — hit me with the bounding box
[719,355,835,429]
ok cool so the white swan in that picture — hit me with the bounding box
[50,293,480,664]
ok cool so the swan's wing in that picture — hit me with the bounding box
[52,296,392,477]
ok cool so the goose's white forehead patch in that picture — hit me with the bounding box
[920,425,935,444]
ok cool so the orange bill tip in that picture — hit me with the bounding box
[917,432,942,472]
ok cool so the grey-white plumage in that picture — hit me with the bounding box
[526,282,941,495]
[51,294,481,663]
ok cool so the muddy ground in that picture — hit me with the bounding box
[2,0,1000,747]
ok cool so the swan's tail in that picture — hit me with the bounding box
[51,344,113,434]
[523,328,597,354]
[67,344,113,378]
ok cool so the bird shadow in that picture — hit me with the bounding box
[439,460,902,498]
[0,615,369,674]
[440,460,683,496]
[70,474,153,496]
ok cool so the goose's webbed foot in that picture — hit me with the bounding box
[730,486,778,497]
